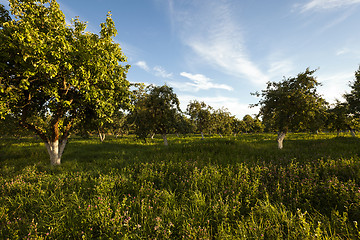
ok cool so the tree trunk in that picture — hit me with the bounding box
[350,129,356,137]
[151,133,155,139]
[99,133,106,142]
[201,132,204,140]
[219,133,223,138]
[45,139,67,165]
[98,129,106,142]
[162,134,168,146]
[277,132,286,149]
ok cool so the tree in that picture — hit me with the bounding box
[129,84,181,145]
[344,65,360,136]
[174,113,194,136]
[252,68,327,149]
[242,115,254,133]
[212,107,234,137]
[231,118,245,136]
[186,100,213,140]
[0,4,11,28]
[0,114,32,138]
[0,0,131,165]
[327,101,358,136]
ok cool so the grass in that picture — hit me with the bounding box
[1,133,360,239]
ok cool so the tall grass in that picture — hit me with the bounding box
[1,133,360,239]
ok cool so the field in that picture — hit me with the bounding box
[1,133,360,239]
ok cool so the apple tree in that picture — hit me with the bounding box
[0,0,131,165]
[252,68,327,149]
[129,84,181,145]
[344,66,360,136]
[186,100,213,140]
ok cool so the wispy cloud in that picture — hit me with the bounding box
[336,48,350,56]
[318,71,354,103]
[134,60,173,78]
[168,0,268,86]
[135,61,150,72]
[267,59,295,79]
[170,72,233,92]
[154,66,173,78]
[299,0,360,12]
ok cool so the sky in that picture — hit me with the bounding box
[2,0,360,118]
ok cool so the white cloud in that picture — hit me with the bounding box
[154,66,173,78]
[267,59,295,79]
[178,94,259,119]
[299,0,360,12]
[336,48,350,56]
[134,61,173,79]
[317,72,354,103]
[171,72,233,92]
[135,61,150,72]
[188,41,269,86]
[169,1,269,86]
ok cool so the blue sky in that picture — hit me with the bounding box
[2,0,360,118]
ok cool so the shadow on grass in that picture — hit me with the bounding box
[1,134,360,176]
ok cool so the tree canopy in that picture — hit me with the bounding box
[0,0,131,164]
[186,100,214,139]
[128,84,181,145]
[253,68,327,148]
[344,66,360,117]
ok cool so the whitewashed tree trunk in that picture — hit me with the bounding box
[45,139,67,165]
[277,132,286,149]
[201,132,204,140]
[162,134,168,146]
[219,133,223,138]
[98,130,106,142]
[151,133,155,139]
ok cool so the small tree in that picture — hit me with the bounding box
[129,84,181,145]
[231,118,245,136]
[344,65,360,136]
[212,107,234,137]
[174,113,195,136]
[186,100,213,139]
[0,0,131,164]
[327,101,358,136]
[252,68,327,149]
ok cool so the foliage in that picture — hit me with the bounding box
[1,133,360,239]
[344,66,360,118]
[0,0,131,164]
[186,100,214,135]
[253,68,328,133]
[128,84,182,141]
[241,114,265,133]
[0,3,10,28]
[327,101,359,134]
[0,114,32,137]
[212,107,234,136]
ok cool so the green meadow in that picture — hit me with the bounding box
[1,133,360,239]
